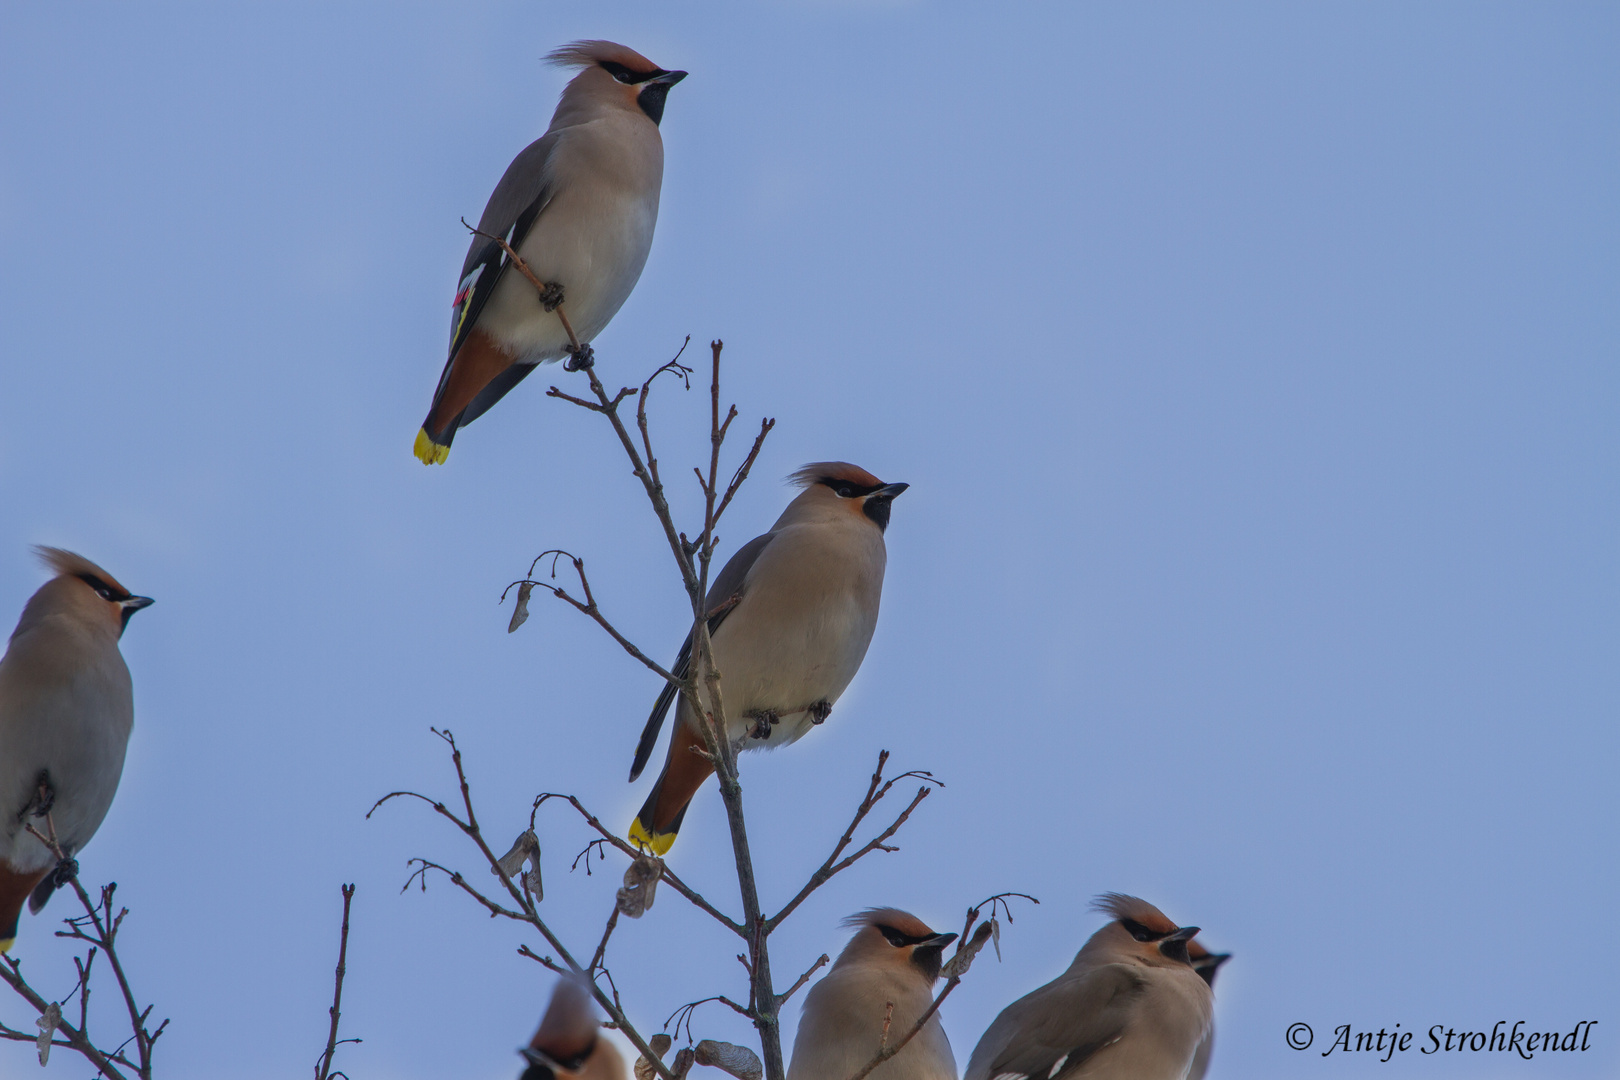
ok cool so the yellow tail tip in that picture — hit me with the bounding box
[0,937,13,954]
[628,817,676,856]
[414,428,450,465]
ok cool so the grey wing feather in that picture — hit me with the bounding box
[463,132,560,275]
[628,532,779,781]
[968,966,1147,1080]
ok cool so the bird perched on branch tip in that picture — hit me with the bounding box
[415,39,687,465]
[788,908,958,1080]
[964,894,1214,1080]
[1,548,152,953]
[627,462,907,855]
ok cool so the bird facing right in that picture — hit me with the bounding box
[964,894,1213,1080]
[787,909,959,1080]
[1185,942,1231,1080]
[519,977,624,1080]
[0,548,153,953]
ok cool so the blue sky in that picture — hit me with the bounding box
[1,3,1616,1077]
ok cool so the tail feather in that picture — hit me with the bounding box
[628,724,713,854]
[0,865,51,954]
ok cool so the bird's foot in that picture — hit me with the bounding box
[563,342,596,371]
[538,281,565,312]
[48,857,78,890]
[745,710,779,740]
[22,774,55,821]
[809,700,833,725]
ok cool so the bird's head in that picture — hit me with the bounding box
[1087,893,1202,970]
[548,40,687,126]
[1188,940,1232,988]
[839,908,958,984]
[789,462,910,532]
[519,978,619,1080]
[32,547,153,639]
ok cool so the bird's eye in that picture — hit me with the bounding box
[600,61,638,84]
[835,484,856,498]
[77,574,117,602]
[1121,918,1164,943]
[877,926,910,948]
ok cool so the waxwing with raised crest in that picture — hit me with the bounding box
[415,40,687,464]
[0,548,153,953]
[627,463,908,854]
[964,895,1214,1080]
[787,909,958,1080]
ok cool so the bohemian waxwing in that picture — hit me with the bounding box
[1185,942,1230,1080]
[964,895,1213,1080]
[627,463,908,854]
[414,39,687,464]
[787,909,958,1080]
[519,978,625,1080]
[0,548,152,952]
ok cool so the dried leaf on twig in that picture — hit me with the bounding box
[695,1040,764,1080]
[508,581,535,633]
[672,1045,696,1079]
[36,1002,59,1064]
[492,829,543,900]
[616,854,664,918]
[634,1033,673,1080]
[941,919,995,979]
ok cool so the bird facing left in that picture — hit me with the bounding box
[519,977,625,1080]
[414,39,688,465]
[0,548,153,953]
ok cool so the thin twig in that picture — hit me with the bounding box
[314,883,357,1080]
[775,954,830,1007]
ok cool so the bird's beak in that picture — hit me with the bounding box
[121,596,155,612]
[919,931,958,949]
[870,482,909,500]
[1166,925,1201,943]
[648,69,688,86]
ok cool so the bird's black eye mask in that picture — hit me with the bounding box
[599,60,677,86]
[877,925,936,948]
[817,478,883,499]
[76,573,128,603]
[1121,918,1170,943]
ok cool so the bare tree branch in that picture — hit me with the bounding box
[314,883,358,1080]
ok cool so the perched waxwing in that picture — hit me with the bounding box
[788,909,958,1080]
[627,463,908,854]
[414,39,687,464]
[1186,942,1230,1080]
[964,895,1213,1080]
[519,978,625,1080]
[0,548,152,952]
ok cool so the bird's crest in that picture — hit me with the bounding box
[34,547,130,597]
[788,462,884,490]
[1093,893,1179,934]
[546,40,660,74]
[843,908,939,939]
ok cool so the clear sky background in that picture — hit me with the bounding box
[2,3,1616,1078]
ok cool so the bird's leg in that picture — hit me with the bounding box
[563,342,596,371]
[808,699,833,725]
[20,772,54,820]
[45,854,78,891]
[744,709,779,740]
[537,281,565,311]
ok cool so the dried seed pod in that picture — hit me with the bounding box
[36,1002,60,1064]
[672,1045,696,1079]
[492,829,543,901]
[634,1033,673,1080]
[694,1039,763,1080]
[508,581,534,633]
[941,919,995,979]
[616,854,664,918]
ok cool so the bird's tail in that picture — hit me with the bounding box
[413,426,452,465]
[0,866,50,954]
[628,723,713,855]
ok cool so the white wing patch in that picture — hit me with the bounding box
[1047,1054,1070,1078]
